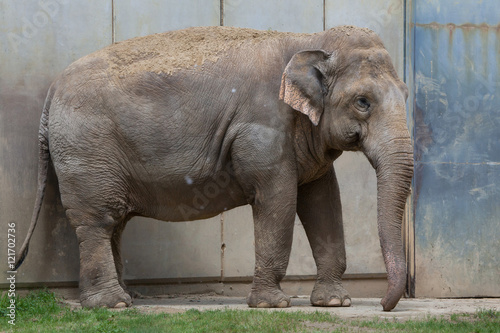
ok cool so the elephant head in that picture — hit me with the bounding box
[280,31,413,311]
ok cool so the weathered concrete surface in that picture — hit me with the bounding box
[63,296,500,321]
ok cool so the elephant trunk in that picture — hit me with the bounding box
[365,135,413,311]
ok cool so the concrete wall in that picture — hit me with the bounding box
[0,0,404,294]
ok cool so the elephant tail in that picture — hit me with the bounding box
[14,85,54,270]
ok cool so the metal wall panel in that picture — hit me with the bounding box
[223,208,318,278]
[324,0,406,276]
[122,218,223,280]
[2,0,406,290]
[0,0,112,284]
[326,0,405,76]
[223,0,324,33]
[4,0,498,299]
[412,0,500,297]
[335,153,386,274]
[223,0,404,278]
[114,0,220,42]
[415,0,499,25]
[113,0,223,281]
[222,0,323,278]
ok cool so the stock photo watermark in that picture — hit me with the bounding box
[179,161,234,220]
[6,222,17,326]
[7,0,68,54]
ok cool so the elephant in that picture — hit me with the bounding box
[15,25,413,311]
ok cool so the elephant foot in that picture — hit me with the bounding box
[80,285,132,308]
[247,288,291,308]
[310,282,351,307]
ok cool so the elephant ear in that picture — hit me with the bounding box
[279,50,330,126]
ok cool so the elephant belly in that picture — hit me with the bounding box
[137,172,248,222]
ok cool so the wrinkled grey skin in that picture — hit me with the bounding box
[16,26,413,311]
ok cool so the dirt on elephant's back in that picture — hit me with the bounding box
[96,26,304,76]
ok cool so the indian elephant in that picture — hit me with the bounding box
[15,25,413,311]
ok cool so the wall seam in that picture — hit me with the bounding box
[403,0,407,84]
[220,0,224,26]
[323,0,326,31]
[404,0,416,299]
[220,0,224,290]
[220,213,225,282]
[111,0,115,43]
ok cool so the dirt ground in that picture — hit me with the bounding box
[63,295,500,321]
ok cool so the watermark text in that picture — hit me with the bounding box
[6,222,17,326]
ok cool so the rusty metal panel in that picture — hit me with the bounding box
[412,0,500,297]
[114,0,220,42]
[415,0,499,25]
[0,0,112,284]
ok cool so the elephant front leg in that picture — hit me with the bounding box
[297,167,351,307]
[246,187,297,308]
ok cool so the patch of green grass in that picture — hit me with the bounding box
[1,289,60,321]
[118,309,339,333]
[1,290,499,332]
[351,310,500,333]
[476,308,499,320]
[0,291,338,333]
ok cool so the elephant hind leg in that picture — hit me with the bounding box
[111,217,142,299]
[67,209,132,308]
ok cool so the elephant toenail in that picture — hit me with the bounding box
[114,302,127,308]
[278,300,290,308]
[328,298,342,306]
[257,302,271,308]
[342,298,351,307]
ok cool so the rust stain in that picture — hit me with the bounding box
[417,21,500,85]
[447,25,454,63]
[415,22,500,31]
[480,29,490,76]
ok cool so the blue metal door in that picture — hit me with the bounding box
[410,0,500,296]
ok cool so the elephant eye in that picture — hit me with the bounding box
[355,97,371,111]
